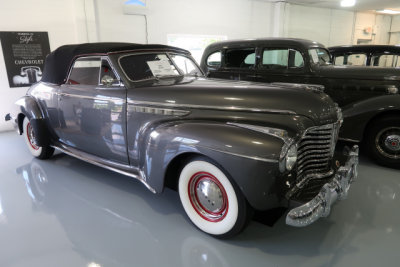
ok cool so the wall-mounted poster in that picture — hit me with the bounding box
[0,31,50,87]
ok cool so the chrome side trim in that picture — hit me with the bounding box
[52,143,157,194]
[128,104,190,116]
[59,92,125,103]
[127,99,296,115]
[200,145,279,163]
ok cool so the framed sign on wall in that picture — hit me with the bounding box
[0,31,50,88]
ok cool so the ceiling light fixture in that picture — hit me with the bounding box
[376,9,400,15]
[340,0,356,7]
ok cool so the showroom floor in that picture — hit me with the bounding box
[0,131,399,267]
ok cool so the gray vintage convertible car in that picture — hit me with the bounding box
[5,43,358,238]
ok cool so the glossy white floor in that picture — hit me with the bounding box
[0,131,399,267]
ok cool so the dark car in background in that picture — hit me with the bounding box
[329,45,400,67]
[5,42,358,238]
[201,38,400,168]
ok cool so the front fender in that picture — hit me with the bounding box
[140,121,286,210]
[340,94,400,141]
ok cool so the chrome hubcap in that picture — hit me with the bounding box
[27,122,39,150]
[375,127,400,159]
[384,135,400,152]
[188,172,228,222]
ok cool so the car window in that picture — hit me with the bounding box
[67,57,101,85]
[335,54,366,66]
[206,51,221,67]
[225,48,255,68]
[169,54,203,76]
[262,49,288,69]
[119,53,201,81]
[371,54,400,67]
[308,48,332,65]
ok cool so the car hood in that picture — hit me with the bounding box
[315,65,400,81]
[130,77,339,125]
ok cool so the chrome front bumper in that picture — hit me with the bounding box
[286,145,359,227]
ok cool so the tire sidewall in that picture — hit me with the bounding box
[365,116,400,168]
[23,117,43,157]
[178,159,239,236]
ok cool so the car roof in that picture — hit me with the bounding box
[41,42,190,84]
[204,38,326,51]
[328,45,400,54]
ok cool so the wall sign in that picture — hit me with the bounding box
[0,31,50,87]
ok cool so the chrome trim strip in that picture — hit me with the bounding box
[52,144,157,193]
[128,104,190,116]
[198,145,279,163]
[59,92,125,103]
[127,99,296,115]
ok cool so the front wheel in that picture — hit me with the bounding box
[23,117,54,159]
[178,157,252,238]
[365,115,400,169]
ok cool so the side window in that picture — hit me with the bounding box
[262,49,288,69]
[206,51,222,67]
[289,49,304,68]
[344,54,367,66]
[334,56,345,65]
[100,59,119,86]
[170,54,203,76]
[225,48,256,68]
[67,57,101,85]
[371,54,400,67]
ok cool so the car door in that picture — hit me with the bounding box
[257,47,309,84]
[58,56,128,164]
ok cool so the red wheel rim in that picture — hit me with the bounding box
[26,122,39,150]
[188,172,229,222]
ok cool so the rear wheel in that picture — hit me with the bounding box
[178,157,252,238]
[23,117,54,159]
[365,115,400,169]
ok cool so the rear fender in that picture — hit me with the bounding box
[14,96,50,146]
[340,94,400,141]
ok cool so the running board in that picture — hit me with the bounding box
[52,143,156,194]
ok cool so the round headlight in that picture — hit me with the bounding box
[286,145,298,171]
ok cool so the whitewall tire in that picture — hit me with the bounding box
[22,117,54,159]
[178,157,251,238]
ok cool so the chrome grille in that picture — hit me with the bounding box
[296,123,338,179]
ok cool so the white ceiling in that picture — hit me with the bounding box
[276,0,400,12]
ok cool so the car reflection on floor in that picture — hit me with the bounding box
[8,148,400,267]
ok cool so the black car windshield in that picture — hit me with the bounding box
[308,48,332,65]
[119,53,203,81]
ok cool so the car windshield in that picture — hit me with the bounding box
[308,48,332,65]
[119,53,203,81]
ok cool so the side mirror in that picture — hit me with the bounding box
[101,75,117,87]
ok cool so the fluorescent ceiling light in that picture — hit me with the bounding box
[340,0,356,7]
[376,9,400,15]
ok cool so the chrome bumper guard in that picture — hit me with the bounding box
[286,145,359,227]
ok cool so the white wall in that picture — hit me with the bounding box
[284,5,355,46]
[283,4,392,47]
[95,0,274,44]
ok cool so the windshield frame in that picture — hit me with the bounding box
[118,51,204,83]
[308,47,332,66]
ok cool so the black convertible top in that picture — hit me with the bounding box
[41,42,190,84]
